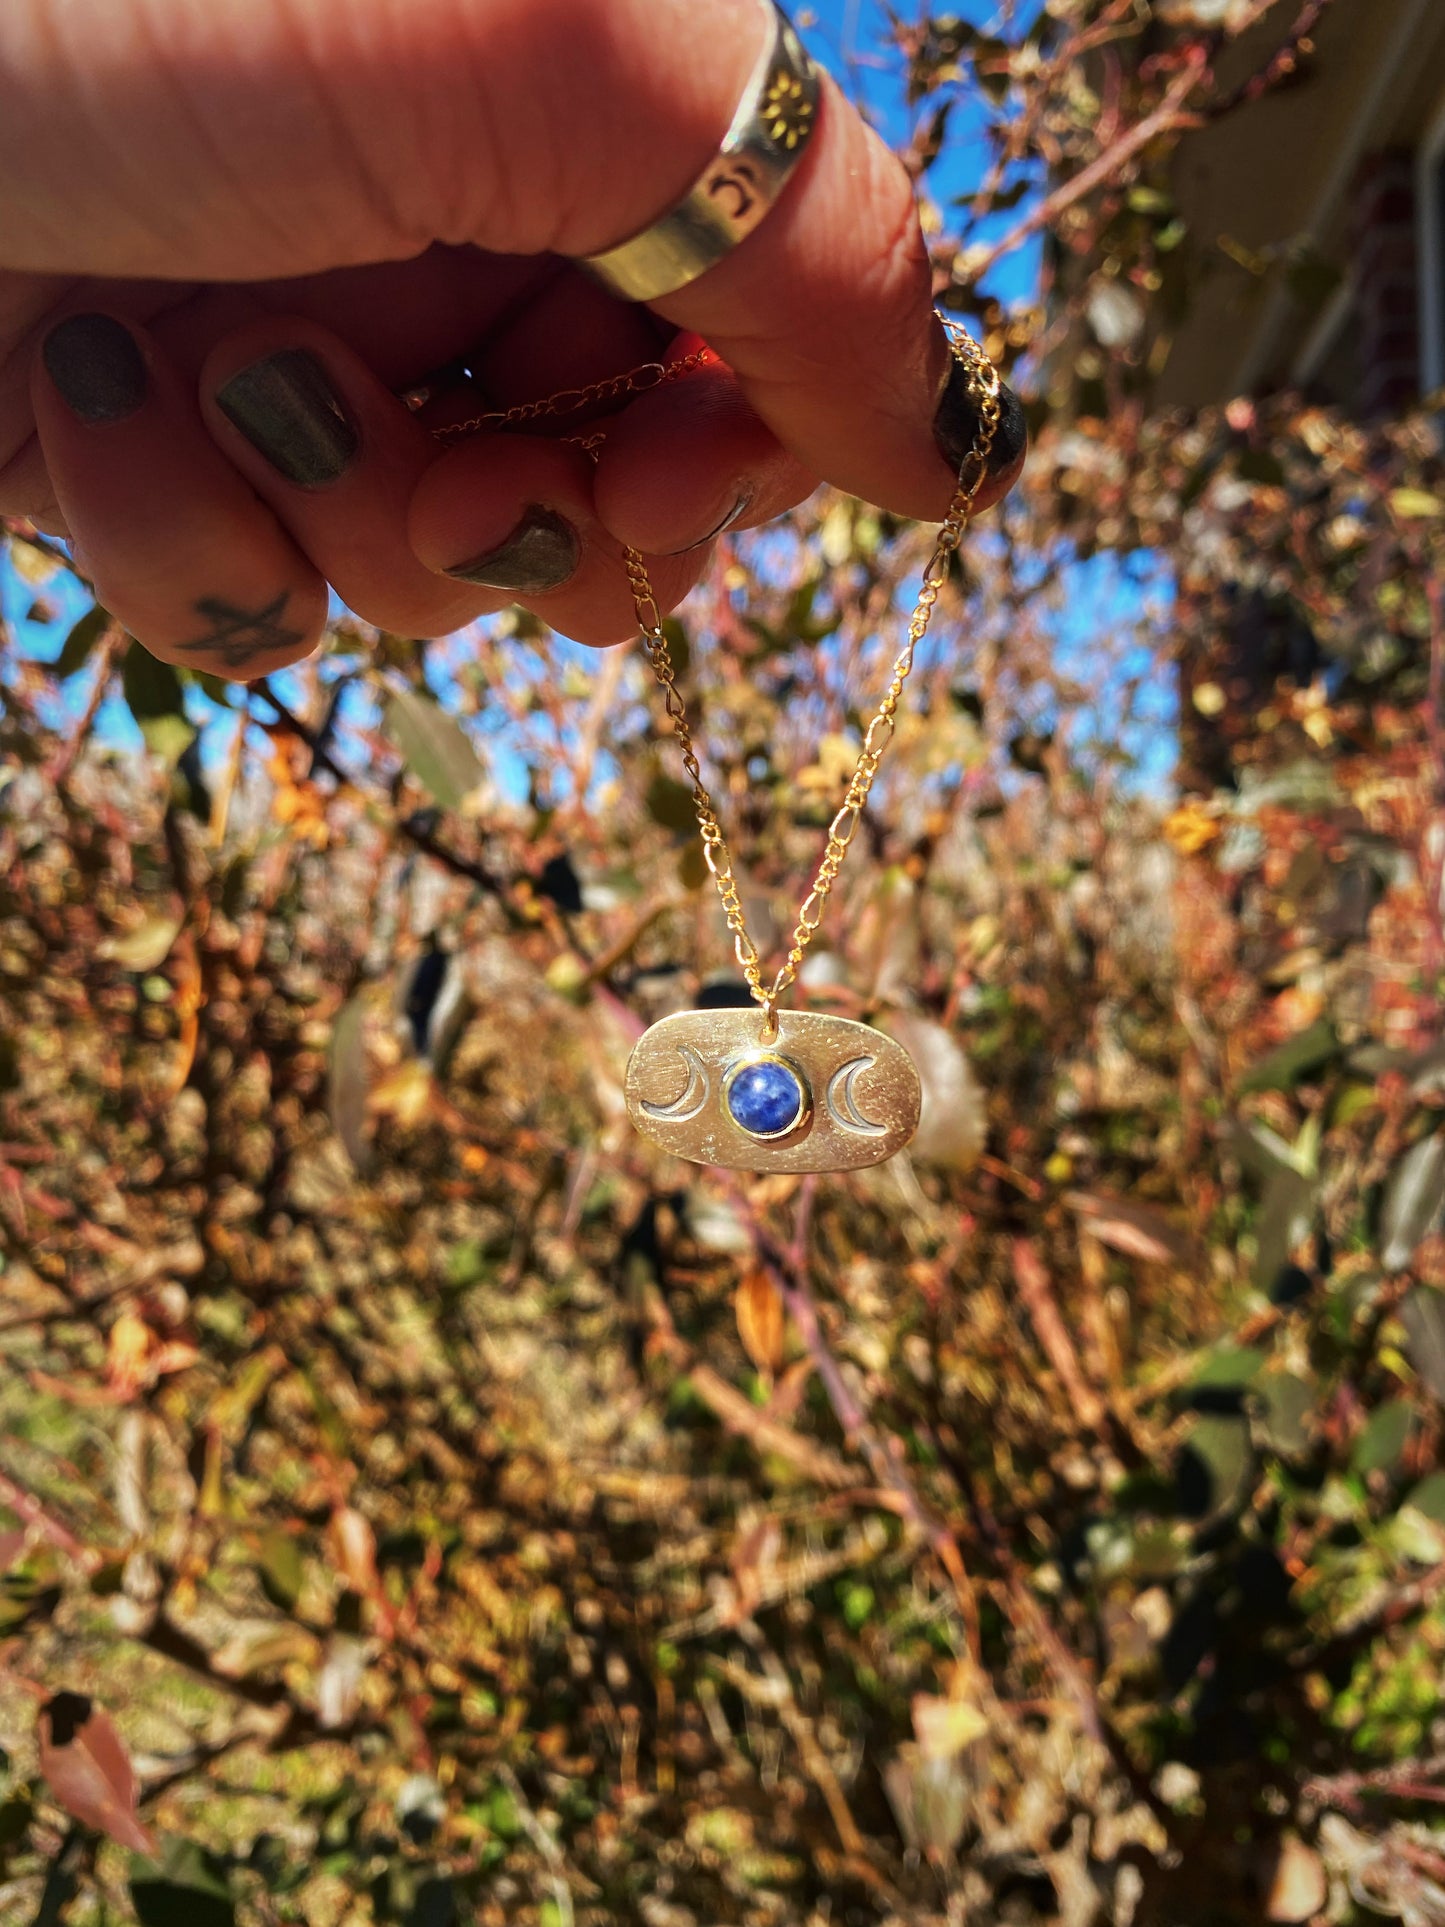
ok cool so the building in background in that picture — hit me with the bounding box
[1160,0,1445,415]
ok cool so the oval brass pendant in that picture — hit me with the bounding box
[625,1008,920,1172]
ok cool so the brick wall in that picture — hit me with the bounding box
[1353,149,1421,416]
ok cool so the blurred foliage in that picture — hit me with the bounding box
[4,1,1445,1922]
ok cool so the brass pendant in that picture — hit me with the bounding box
[625,1008,920,1173]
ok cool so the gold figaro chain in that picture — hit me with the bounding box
[428,321,1002,1038]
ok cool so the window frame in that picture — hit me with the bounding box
[1417,81,1445,396]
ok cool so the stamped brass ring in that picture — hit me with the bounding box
[578,0,821,304]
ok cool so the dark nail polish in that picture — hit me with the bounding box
[662,491,752,556]
[42,313,147,425]
[216,349,359,487]
[934,362,1028,482]
[444,506,580,593]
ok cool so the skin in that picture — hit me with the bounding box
[0,0,1025,680]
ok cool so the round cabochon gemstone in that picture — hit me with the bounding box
[727,1057,806,1137]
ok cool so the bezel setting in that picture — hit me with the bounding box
[722,1050,813,1143]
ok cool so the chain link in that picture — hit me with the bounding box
[430,348,714,446]
[427,319,1002,1037]
[628,321,1000,1034]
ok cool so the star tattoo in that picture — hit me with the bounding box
[179,593,304,670]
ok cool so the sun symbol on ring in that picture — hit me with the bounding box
[763,72,814,150]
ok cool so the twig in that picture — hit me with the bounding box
[1205,0,1334,121]
[0,1237,206,1335]
[495,1765,578,1926]
[1010,1235,1115,1446]
[0,1471,97,1571]
[644,1284,858,1489]
[959,52,1207,287]
[46,627,119,787]
[250,679,515,908]
[734,1623,868,1859]
[744,1178,985,1663]
[1306,1756,1445,1818]
[1417,569,1445,994]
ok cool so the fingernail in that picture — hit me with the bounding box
[661,491,752,556]
[933,359,1028,482]
[215,349,360,487]
[42,314,148,425]
[444,506,580,593]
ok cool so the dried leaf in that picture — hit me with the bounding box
[1066,1190,1190,1264]
[729,1516,782,1621]
[1163,799,1221,854]
[37,1691,158,1856]
[329,1505,378,1594]
[384,688,483,812]
[1263,1833,1327,1922]
[369,1060,434,1128]
[99,913,182,974]
[316,1632,370,1730]
[735,1267,786,1376]
[912,1693,989,1761]
[881,1012,985,1171]
[883,1743,971,1862]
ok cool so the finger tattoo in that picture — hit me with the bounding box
[178,592,304,670]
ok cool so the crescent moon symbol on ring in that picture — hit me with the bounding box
[640,1045,711,1123]
[826,1057,888,1137]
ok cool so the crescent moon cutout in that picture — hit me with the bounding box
[825,1056,889,1137]
[640,1045,711,1123]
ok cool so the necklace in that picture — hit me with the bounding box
[429,321,1001,1172]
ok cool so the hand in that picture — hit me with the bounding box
[0,0,1026,680]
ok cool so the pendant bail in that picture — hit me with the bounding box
[758,996,780,1046]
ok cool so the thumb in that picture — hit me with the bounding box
[1,0,1023,517]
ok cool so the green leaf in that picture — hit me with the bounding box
[55,606,110,679]
[1127,186,1173,215]
[383,688,483,812]
[1236,448,1286,487]
[328,993,372,1175]
[1177,1414,1252,1518]
[785,577,841,645]
[1379,1132,1445,1271]
[1190,1346,1265,1391]
[1237,1019,1338,1095]
[121,643,185,722]
[256,1529,303,1612]
[1389,488,1445,520]
[1404,1470,1445,1524]
[645,772,697,833]
[139,713,197,768]
[131,1839,235,1927]
[660,617,691,680]
[1401,1288,1445,1402]
[1256,1371,1314,1456]
[1352,1399,1413,1475]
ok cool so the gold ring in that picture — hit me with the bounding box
[578,0,820,304]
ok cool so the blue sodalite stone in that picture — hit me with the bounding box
[727,1058,805,1137]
